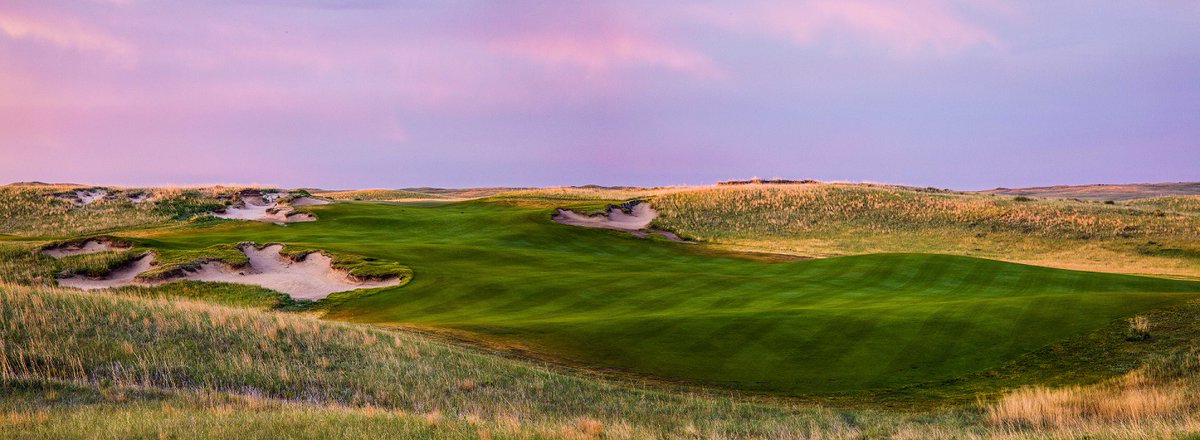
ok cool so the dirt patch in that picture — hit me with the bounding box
[41,238,132,258]
[56,244,402,300]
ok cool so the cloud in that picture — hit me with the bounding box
[474,3,723,80]
[0,7,134,63]
[489,29,722,80]
[695,0,1003,55]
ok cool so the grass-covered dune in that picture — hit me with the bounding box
[650,183,1200,279]
[115,199,1200,398]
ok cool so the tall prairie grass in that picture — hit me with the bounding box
[0,282,873,438]
[983,351,1200,438]
[651,183,1200,278]
[4,283,1200,438]
[0,186,230,237]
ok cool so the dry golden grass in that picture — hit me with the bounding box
[492,185,698,202]
[650,183,1200,278]
[5,280,1200,438]
[983,370,1199,439]
[0,185,238,237]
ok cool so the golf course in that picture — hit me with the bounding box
[2,183,1200,437]
[63,195,1200,396]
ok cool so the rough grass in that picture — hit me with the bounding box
[4,283,1200,438]
[650,183,1200,278]
[0,282,879,439]
[0,186,231,237]
[1131,195,1200,215]
[982,346,1200,438]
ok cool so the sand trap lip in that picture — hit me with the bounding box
[56,244,402,300]
[57,253,154,289]
[41,238,131,258]
[213,191,317,224]
[552,202,657,231]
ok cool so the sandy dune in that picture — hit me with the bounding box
[552,202,657,231]
[41,239,130,258]
[56,244,402,300]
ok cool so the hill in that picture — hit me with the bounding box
[982,182,1200,201]
[650,183,1200,279]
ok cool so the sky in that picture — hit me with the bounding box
[1,1,1198,190]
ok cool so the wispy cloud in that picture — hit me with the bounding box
[694,0,1003,55]
[0,6,134,63]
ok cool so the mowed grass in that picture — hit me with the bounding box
[121,200,1200,397]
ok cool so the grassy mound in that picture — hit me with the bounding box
[650,183,1200,278]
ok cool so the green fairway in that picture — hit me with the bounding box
[128,200,1200,395]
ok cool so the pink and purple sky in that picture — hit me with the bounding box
[2,1,1197,189]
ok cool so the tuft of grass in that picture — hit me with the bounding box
[1124,315,1152,341]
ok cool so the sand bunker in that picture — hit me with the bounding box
[182,244,400,300]
[56,244,402,300]
[57,254,154,290]
[54,189,107,206]
[552,202,657,231]
[76,189,106,205]
[127,192,153,203]
[214,191,316,224]
[41,239,131,258]
[553,201,691,242]
[288,196,330,206]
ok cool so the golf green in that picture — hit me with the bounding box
[136,200,1200,394]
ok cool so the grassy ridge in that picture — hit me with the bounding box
[650,183,1200,278]
[116,200,1200,398]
